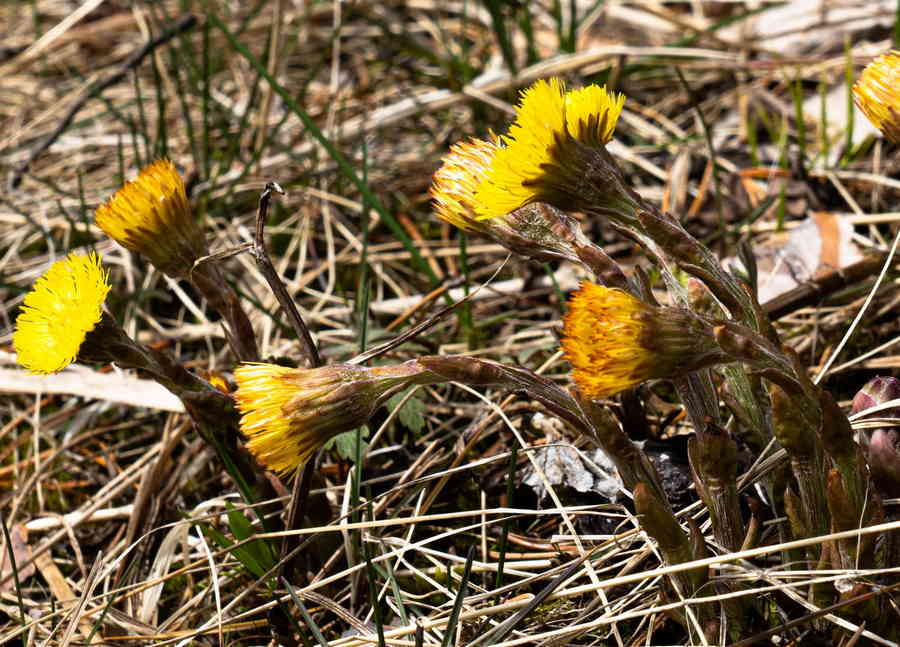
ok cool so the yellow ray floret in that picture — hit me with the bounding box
[14,252,111,374]
[561,282,656,399]
[95,159,205,276]
[431,136,501,231]
[474,78,624,221]
[854,51,900,143]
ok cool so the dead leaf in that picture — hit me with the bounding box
[0,364,184,412]
[0,523,34,594]
[524,417,622,501]
[734,212,863,303]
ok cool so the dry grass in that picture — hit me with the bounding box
[2,1,900,645]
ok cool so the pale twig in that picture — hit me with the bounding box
[815,227,900,382]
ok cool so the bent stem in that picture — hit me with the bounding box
[249,181,321,368]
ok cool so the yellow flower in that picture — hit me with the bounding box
[234,362,422,475]
[234,364,309,475]
[473,78,626,222]
[561,282,726,399]
[431,136,502,232]
[562,283,655,398]
[95,159,207,277]
[431,135,600,266]
[854,51,900,144]
[14,253,111,374]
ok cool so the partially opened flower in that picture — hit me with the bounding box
[14,253,111,374]
[473,78,639,229]
[431,135,611,268]
[234,361,430,475]
[95,159,207,278]
[853,52,900,144]
[432,136,502,233]
[562,282,728,399]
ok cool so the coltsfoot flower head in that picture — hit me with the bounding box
[473,78,636,226]
[562,282,727,399]
[95,159,207,277]
[234,361,428,476]
[432,136,502,233]
[854,52,900,144]
[432,135,613,267]
[13,253,111,374]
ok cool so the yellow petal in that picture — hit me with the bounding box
[474,78,567,220]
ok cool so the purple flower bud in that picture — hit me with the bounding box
[867,430,900,498]
[851,376,900,416]
[851,377,900,497]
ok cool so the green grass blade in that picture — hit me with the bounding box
[842,37,855,167]
[282,577,329,647]
[440,546,475,647]
[206,7,439,286]
[482,0,518,74]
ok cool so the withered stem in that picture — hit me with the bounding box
[250,182,321,368]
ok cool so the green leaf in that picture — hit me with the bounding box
[324,427,370,461]
[387,388,426,433]
[220,502,277,578]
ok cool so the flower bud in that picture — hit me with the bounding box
[852,376,900,497]
[851,376,900,416]
[867,430,900,497]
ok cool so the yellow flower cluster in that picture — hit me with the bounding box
[14,253,110,374]
[15,159,209,376]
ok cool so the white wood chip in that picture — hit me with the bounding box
[0,365,184,412]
